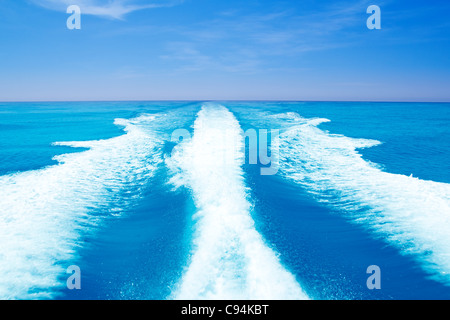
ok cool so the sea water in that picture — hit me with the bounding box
[0,101,449,300]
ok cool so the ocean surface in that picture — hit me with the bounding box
[0,101,449,300]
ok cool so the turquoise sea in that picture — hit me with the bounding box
[0,101,449,300]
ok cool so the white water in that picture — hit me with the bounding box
[277,112,450,285]
[0,114,161,299]
[167,105,309,300]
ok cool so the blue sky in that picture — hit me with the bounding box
[0,0,449,101]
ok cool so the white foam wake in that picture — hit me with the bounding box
[0,114,162,299]
[167,104,309,300]
[277,112,450,284]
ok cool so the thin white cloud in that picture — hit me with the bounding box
[31,0,180,19]
[158,0,373,74]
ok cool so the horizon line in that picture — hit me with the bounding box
[1,99,450,104]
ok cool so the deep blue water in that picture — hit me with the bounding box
[0,101,449,300]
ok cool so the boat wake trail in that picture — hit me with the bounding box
[275,112,450,285]
[0,114,162,299]
[167,104,309,300]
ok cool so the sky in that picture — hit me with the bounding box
[0,0,449,101]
